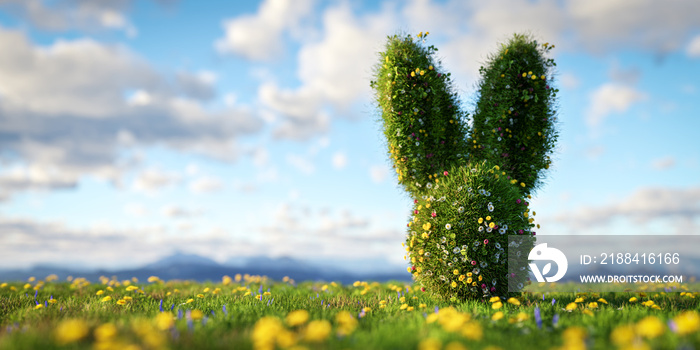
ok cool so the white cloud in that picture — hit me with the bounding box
[124,203,148,217]
[162,205,202,218]
[132,168,179,193]
[0,215,249,269]
[681,84,696,95]
[185,163,200,177]
[0,0,147,35]
[586,83,648,128]
[286,154,315,175]
[651,157,676,170]
[238,0,700,141]
[189,176,224,194]
[0,27,263,199]
[550,186,700,232]
[331,151,347,169]
[566,0,700,54]
[686,34,700,58]
[126,89,152,106]
[369,164,389,184]
[560,72,580,90]
[584,146,605,161]
[259,203,402,260]
[257,3,392,140]
[214,0,315,60]
[0,164,78,194]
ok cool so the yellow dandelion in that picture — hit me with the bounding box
[116,299,126,306]
[565,302,577,311]
[574,297,584,303]
[186,298,194,304]
[492,301,503,309]
[336,311,358,336]
[492,311,504,321]
[611,324,635,346]
[629,297,638,303]
[189,309,203,321]
[94,323,117,341]
[636,316,665,339]
[286,309,310,327]
[507,298,520,306]
[155,313,174,331]
[101,296,112,302]
[418,338,441,350]
[304,320,332,342]
[673,311,700,335]
[54,319,88,345]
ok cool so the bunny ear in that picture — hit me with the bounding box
[370,33,470,198]
[470,33,559,196]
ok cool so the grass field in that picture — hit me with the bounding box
[1,274,699,350]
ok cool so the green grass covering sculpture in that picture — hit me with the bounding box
[371,32,559,300]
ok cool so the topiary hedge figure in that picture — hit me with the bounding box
[370,32,470,198]
[471,34,559,196]
[371,32,558,300]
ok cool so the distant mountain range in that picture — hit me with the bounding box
[0,252,412,284]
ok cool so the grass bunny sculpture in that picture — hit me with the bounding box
[371,32,559,300]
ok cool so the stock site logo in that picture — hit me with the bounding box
[528,243,568,282]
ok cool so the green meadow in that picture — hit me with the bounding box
[1,275,699,350]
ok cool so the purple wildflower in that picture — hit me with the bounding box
[534,306,542,329]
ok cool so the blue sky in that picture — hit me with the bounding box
[0,0,699,272]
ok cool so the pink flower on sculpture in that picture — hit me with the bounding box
[471,260,477,266]
[443,171,448,176]
[484,239,489,245]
